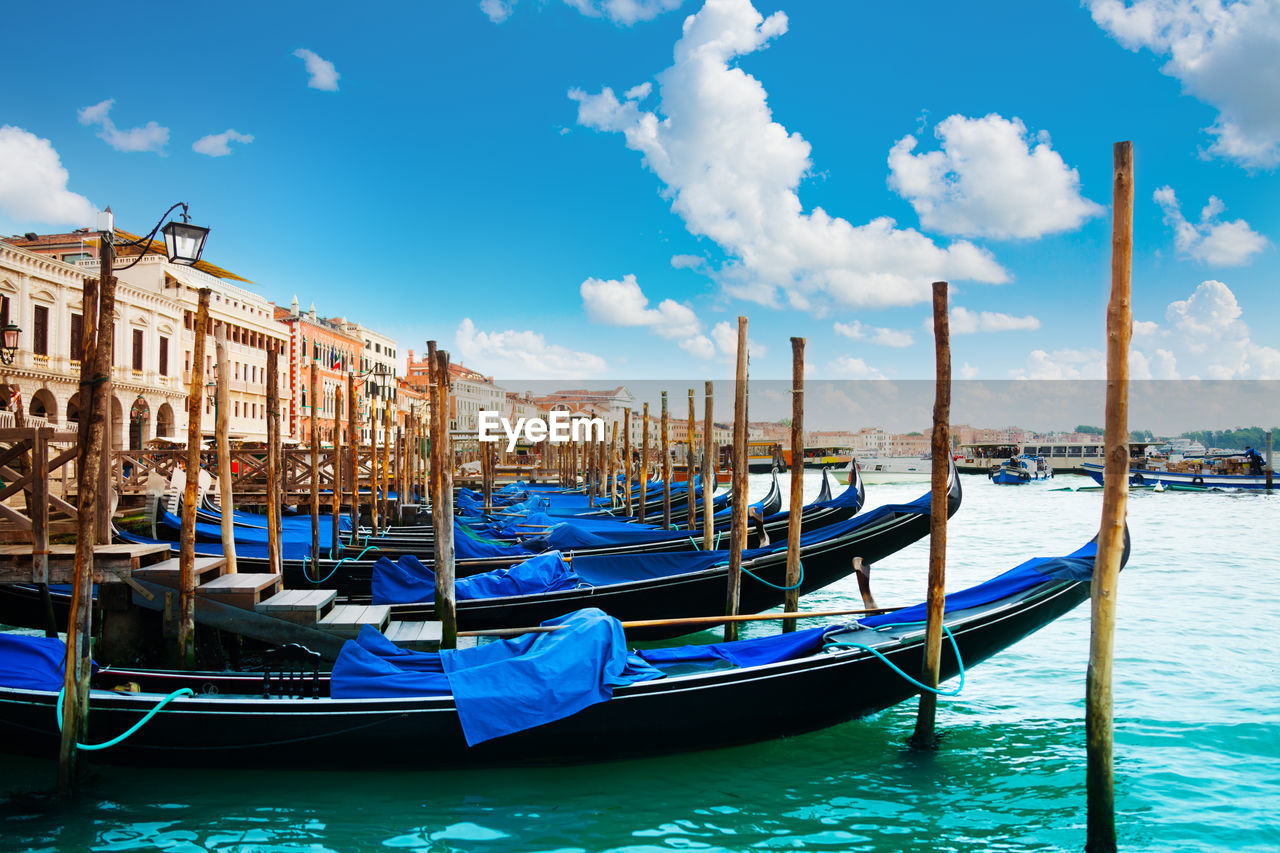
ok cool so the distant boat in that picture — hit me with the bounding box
[834,456,931,485]
[1082,460,1272,491]
[991,455,1053,485]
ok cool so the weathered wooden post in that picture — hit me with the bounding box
[433,349,457,649]
[661,391,671,528]
[215,323,236,573]
[703,381,714,550]
[687,388,697,530]
[369,396,380,533]
[640,403,650,522]
[1087,140,1134,853]
[59,252,110,793]
[427,341,438,525]
[783,337,805,632]
[266,343,282,578]
[346,371,358,535]
[911,281,951,749]
[623,408,632,517]
[725,317,749,641]
[178,287,211,667]
[1266,430,1273,491]
[609,420,618,507]
[309,361,320,565]
[332,384,343,557]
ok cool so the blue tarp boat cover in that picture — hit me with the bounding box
[371,550,581,605]
[859,540,1097,628]
[0,633,88,691]
[330,608,664,745]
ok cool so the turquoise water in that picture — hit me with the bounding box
[2,473,1278,852]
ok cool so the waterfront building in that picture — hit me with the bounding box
[274,299,363,446]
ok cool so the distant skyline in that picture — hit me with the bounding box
[1,0,1277,383]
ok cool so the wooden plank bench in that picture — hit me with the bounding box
[255,589,337,625]
[383,620,443,651]
[133,557,227,589]
[318,604,390,638]
[195,573,281,610]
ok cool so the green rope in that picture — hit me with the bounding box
[308,544,380,585]
[740,559,804,591]
[824,622,965,696]
[56,687,194,751]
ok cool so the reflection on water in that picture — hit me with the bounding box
[1,474,1277,852]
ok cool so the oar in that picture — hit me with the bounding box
[457,606,896,638]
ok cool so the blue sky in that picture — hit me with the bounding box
[1,0,1277,385]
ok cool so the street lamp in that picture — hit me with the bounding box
[106,202,211,272]
[0,322,20,365]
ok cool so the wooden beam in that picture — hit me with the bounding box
[783,337,804,632]
[178,287,211,668]
[725,317,749,641]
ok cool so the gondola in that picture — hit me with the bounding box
[0,527,1124,769]
[374,464,958,638]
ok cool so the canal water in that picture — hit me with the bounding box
[1,472,1277,852]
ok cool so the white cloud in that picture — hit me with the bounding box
[826,356,887,379]
[570,0,1007,311]
[833,320,914,348]
[0,126,96,226]
[77,99,168,153]
[888,113,1103,239]
[948,306,1041,334]
[1013,280,1280,380]
[678,335,716,359]
[192,129,254,157]
[483,0,683,24]
[294,49,340,91]
[709,319,766,359]
[1152,185,1267,266]
[670,253,704,270]
[1086,0,1280,167]
[580,274,701,338]
[456,318,607,378]
[480,0,515,22]
[959,362,979,379]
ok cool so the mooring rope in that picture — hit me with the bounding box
[56,687,195,751]
[824,622,965,696]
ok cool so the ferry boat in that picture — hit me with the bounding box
[991,455,1053,485]
[834,456,931,485]
[1082,455,1273,491]
[956,441,1104,474]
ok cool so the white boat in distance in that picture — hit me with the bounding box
[834,456,932,485]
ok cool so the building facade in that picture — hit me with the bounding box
[275,299,363,446]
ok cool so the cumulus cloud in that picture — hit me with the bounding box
[570,0,1007,311]
[484,0,683,24]
[1086,0,1280,167]
[670,253,704,270]
[456,318,607,378]
[1152,185,1267,266]
[833,320,914,348]
[887,113,1103,239]
[580,274,701,338]
[77,99,168,153]
[826,356,887,379]
[0,126,96,226]
[294,49,340,91]
[947,306,1041,334]
[192,129,254,157]
[1012,280,1280,379]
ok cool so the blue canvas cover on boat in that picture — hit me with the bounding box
[454,524,536,559]
[637,625,832,670]
[859,540,1097,628]
[330,609,664,745]
[371,550,581,605]
[0,633,88,691]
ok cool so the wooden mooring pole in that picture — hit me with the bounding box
[687,389,696,529]
[58,252,108,794]
[623,408,632,517]
[309,359,320,565]
[346,371,358,535]
[661,391,671,529]
[1266,430,1273,491]
[266,343,282,578]
[640,403,650,522]
[1086,140,1134,853]
[725,317,749,642]
[702,381,714,550]
[911,281,951,749]
[332,384,343,558]
[433,348,457,649]
[178,287,211,667]
[215,322,236,573]
[783,337,805,632]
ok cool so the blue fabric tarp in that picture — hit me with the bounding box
[0,633,90,691]
[859,540,1097,628]
[371,550,581,605]
[637,625,832,670]
[330,609,664,745]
